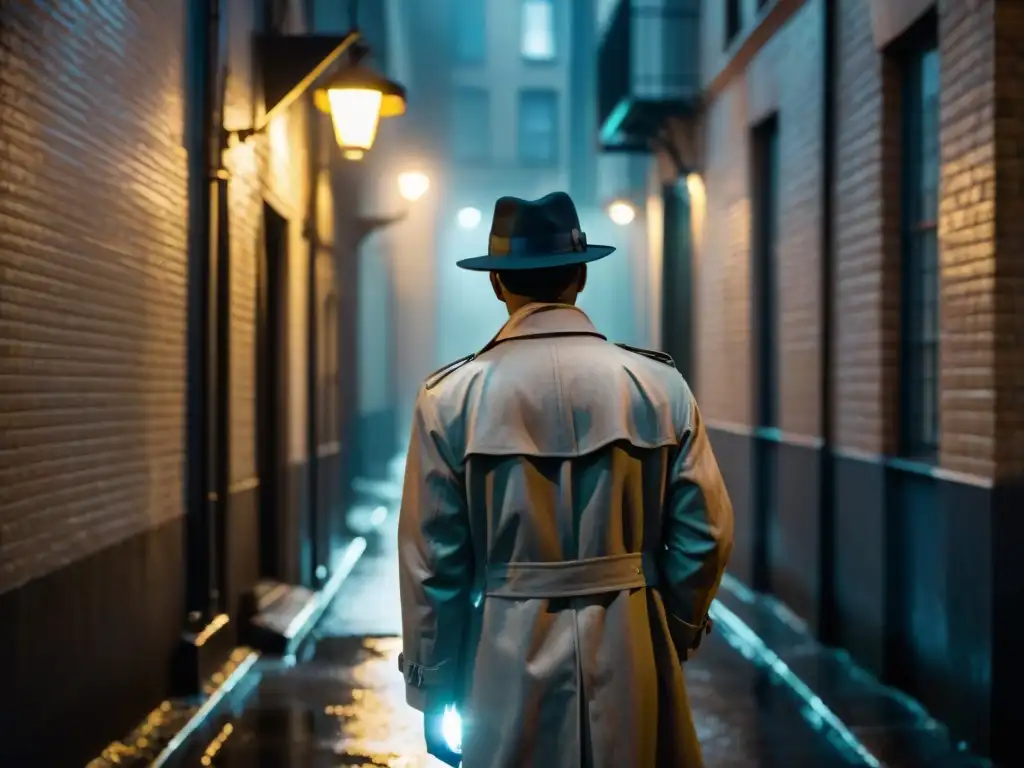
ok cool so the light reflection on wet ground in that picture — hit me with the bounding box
[172,505,869,767]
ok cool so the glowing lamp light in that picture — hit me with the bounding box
[685,172,706,203]
[327,88,382,160]
[316,65,407,160]
[397,170,430,202]
[457,207,482,229]
[442,704,463,755]
[607,200,636,226]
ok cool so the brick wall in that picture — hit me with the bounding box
[0,0,189,594]
[696,0,823,437]
[0,0,314,591]
[994,0,1024,481]
[833,0,902,455]
[826,0,1020,477]
[937,0,999,479]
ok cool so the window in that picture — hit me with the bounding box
[752,115,779,429]
[899,34,940,460]
[725,0,742,47]
[451,87,491,163]
[452,0,486,64]
[517,89,559,166]
[521,0,555,61]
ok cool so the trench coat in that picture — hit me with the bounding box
[397,302,734,768]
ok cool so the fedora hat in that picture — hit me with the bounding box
[456,191,616,271]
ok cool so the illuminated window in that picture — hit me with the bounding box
[521,0,555,61]
[899,26,940,461]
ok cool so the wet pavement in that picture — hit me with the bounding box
[160,455,993,767]
[167,505,873,767]
[711,581,994,768]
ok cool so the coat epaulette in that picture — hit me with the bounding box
[615,342,676,368]
[425,353,474,390]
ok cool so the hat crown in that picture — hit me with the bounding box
[490,191,581,239]
[455,190,614,271]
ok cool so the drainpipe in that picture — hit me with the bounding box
[304,0,323,587]
[818,0,837,642]
[184,0,230,623]
[210,18,231,622]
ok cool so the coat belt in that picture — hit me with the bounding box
[485,552,659,599]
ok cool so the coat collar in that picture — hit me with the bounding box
[490,302,606,346]
[425,303,607,390]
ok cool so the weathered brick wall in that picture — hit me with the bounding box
[833,0,902,455]
[992,0,1024,482]
[696,0,823,436]
[0,0,314,593]
[791,0,1017,474]
[937,0,998,479]
[223,0,311,476]
[0,0,189,593]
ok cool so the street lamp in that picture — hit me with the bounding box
[313,57,407,160]
[457,207,482,229]
[607,200,636,226]
[234,33,407,161]
[398,170,430,202]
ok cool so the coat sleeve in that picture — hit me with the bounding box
[657,397,735,653]
[397,389,474,712]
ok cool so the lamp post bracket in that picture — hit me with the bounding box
[254,31,363,131]
[352,213,407,247]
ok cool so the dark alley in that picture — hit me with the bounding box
[1,0,1022,766]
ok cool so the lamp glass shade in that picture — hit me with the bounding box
[327,87,383,154]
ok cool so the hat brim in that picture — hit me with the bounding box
[455,244,616,272]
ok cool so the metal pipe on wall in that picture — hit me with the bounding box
[184,0,230,622]
[304,0,323,588]
[184,0,215,621]
[209,0,232,617]
[817,0,837,641]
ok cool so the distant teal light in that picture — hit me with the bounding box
[599,99,633,146]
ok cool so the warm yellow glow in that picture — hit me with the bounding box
[686,173,706,253]
[328,87,383,156]
[398,170,430,202]
[607,200,636,226]
[685,172,705,204]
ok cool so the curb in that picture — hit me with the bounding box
[90,535,374,768]
[711,574,991,768]
[284,536,368,659]
[150,650,262,767]
[708,590,883,767]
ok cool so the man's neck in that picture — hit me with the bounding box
[506,298,575,316]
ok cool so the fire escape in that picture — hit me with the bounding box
[597,0,702,380]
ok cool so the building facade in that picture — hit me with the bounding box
[0,0,395,762]
[599,0,1024,760]
[383,0,646,385]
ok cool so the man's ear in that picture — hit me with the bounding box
[489,271,504,301]
[577,264,588,295]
